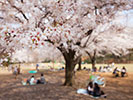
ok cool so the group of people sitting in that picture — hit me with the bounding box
[113,66,127,77]
[83,65,113,73]
[87,82,106,98]
[22,73,46,85]
[98,65,113,72]
[59,67,65,71]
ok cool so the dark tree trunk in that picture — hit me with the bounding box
[86,49,96,69]
[91,58,96,69]
[77,57,82,71]
[57,46,81,86]
[64,59,75,86]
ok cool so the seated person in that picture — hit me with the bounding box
[59,67,65,70]
[88,68,91,72]
[121,66,126,77]
[93,83,106,98]
[87,81,93,95]
[83,67,86,70]
[93,67,97,72]
[113,67,118,74]
[37,73,46,84]
[115,70,120,77]
[30,76,37,85]
[103,67,107,72]
[98,66,102,72]
[62,67,64,70]
[22,78,28,85]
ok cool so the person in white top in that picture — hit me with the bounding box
[87,81,93,95]
[121,66,126,77]
[30,76,37,85]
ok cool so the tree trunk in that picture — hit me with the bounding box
[77,57,81,71]
[57,46,81,86]
[64,59,75,86]
[91,58,95,69]
[86,50,96,70]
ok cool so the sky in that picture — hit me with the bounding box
[115,10,133,27]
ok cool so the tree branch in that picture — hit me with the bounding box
[37,11,52,28]
[7,0,28,22]
[81,29,93,48]
[73,54,82,65]
[44,39,54,45]
[86,51,92,60]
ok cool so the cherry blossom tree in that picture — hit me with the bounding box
[85,32,133,69]
[0,0,133,86]
[0,26,20,66]
[12,44,62,63]
[84,22,133,69]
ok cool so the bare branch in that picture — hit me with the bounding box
[14,16,23,23]
[73,54,82,65]
[7,0,28,22]
[44,39,54,45]
[82,29,93,47]
[37,11,52,28]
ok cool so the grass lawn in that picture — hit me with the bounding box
[0,63,133,100]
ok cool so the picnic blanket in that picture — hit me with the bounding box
[77,89,100,99]
[28,70,37,73]
[77,89,88,95]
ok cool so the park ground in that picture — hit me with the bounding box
[0,64,133,100]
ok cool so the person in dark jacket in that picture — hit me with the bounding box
[93,83,106,98]
[121,66,127,77]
